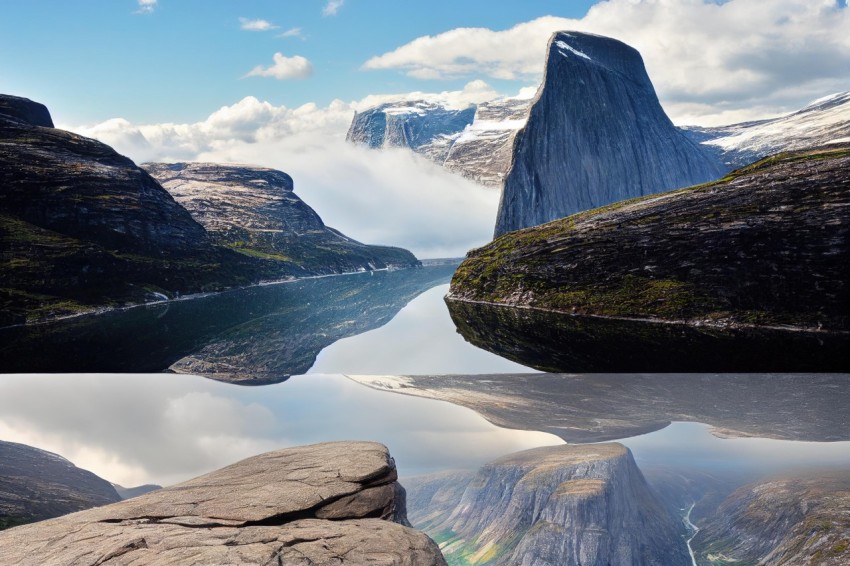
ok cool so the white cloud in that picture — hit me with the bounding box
[69,86,507,258]
[239,17,279,31]
[354,79,501,111]
[134,0,157,14]
[245,53,313,80]
[278,27,304,39]
[363,0,850,125]
[323,0,344,16]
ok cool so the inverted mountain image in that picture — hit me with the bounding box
[144,162,418,275]
[495,31,723,235]
[404,443,688,566]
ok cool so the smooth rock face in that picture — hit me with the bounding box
[0,440,121,529]
[404,443,688,566]
[495,31,723,236]
[693,473,850,566]
[683,90,850,168]
[0,441,446,566]
[144,162,420,276]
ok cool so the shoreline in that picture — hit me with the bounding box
[2,264,420,332]
[444,294,849,337]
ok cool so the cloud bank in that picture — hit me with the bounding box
[364,0,850,125]
[70,83,506,258]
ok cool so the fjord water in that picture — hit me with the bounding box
[1,264,848,564]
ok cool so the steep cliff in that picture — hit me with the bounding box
[449,146,850,370]
[0,95,259,325]
[0,440,121,530]
[404,443,688,566]
[0,441,447,565]
[494,31,723,236]
[144,162,419,275]
[693,473,850,566]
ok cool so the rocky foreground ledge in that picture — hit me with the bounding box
[0,441,446,565]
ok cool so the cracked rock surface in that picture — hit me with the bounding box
[0,441,446,566]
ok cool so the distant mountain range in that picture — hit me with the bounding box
[348,56,850,217]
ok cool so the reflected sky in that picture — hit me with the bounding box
[0,373,561,487]
[621,421,850,477]
[308,284,534,375]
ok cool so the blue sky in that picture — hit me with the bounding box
[0,0,596,124]
[3,1,848,258]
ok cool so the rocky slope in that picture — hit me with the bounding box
[684,90,850,169]
[0,440,121,530]
[441,98,531,186]
[692,473,850,566]
[495,31,723,236]
[0,441,446,565]
[0,95,263,326]
[403,443,688,565]
[448,147,850,371]
[349,373,850,444]
[144,162,418,275]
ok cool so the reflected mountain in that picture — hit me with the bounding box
[0,265,456,383]
[349,373,850,443]
[447,300,850,372]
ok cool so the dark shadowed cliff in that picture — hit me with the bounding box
[0,440,120,529]
[495,31,723,236]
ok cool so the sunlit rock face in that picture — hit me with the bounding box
[346,97,531,187]
[495,31,724,236]
[0,441,447,566]
[404,443,688,566]
[144,162,420,275]
[0,440,120,529]
[346,100,476,160]
[693,474,850,566]
[682,90,850,169]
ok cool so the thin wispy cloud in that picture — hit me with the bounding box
[239,18,279,32]
[323,0,344,16]
[245,53,313,80]
[134,0,157,14]
[278,27,304,39]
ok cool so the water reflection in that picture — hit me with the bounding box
[0,266,459,382]
[446,299,850,372]
[310,285,532,375]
